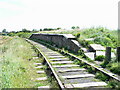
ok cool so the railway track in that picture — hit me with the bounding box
[26,39,119,89]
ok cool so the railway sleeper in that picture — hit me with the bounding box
[26,39,109,89]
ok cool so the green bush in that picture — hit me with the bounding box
[108,80,120,89]
[78,39,93,48]
[8,32,16,36]
[87,66,96,73]
[100,60,109,68]
[74,33,81,38]
[95,72,109,81]
[95,55,105,61]
[16,32,32,38]
[78,49,84,56]
[101,61,120,75]
[109,63,120,75]
[8,32,33,38]
[74,59,81,65]
[94,37,112,46]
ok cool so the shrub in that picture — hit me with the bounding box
[78,39,93,48]
[78,49,84,56]
[74,59,80,65]
[76,33,80,38]
[109,63,120,75]
[108,80,120,89]
[87,66,96,74]
[8,32,16,36]
[95,55,105,61]
[78,39,87,47]
[16,32,32,38]
[94,36,112,46]
[95,72,109,81]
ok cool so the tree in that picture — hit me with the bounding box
[76,26,80,29]
[32,29,37,31]
[71,26,75,30]
[40,29,42,31]
[22,28,27,32]
[71,26,80,30]
[57,27,61,30]
[22,28,30,32]
[2,29,7,33]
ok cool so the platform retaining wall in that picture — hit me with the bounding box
[29,33,81,52]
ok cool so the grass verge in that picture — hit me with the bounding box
[0,36,42,88]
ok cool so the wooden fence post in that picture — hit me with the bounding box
[117,47,120,62]
[105,47,111,63]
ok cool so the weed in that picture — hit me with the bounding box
[95,55,105,61]
[1,37,41,88]
[108,80,120,89]
[109,63,120,75]
[95,72,109,81]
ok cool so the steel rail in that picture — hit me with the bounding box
[31,39,120,82]
[25,39,65,90]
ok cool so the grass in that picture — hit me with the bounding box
[37,27,117,48]
[107,62,120,75]
[0,36,47,88]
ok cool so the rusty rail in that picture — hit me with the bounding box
[31,39,120,82]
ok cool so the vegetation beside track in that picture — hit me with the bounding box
[6,27,118,49]
[36,27,119,76]
[37,27,117,48]
[0,36,44,88]
[12,27,118,76]
[30,38,120,89]
[1,27,119,88]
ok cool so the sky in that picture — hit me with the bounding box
[0,0,119,32]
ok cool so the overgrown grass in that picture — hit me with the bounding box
[36,27,119,75]
[0,37,42,88]
[95,55,105,61]
[107,62,120,75]
[37,27,117,48]
[8,32,33,38]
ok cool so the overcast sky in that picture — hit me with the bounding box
[0,0,119,32]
